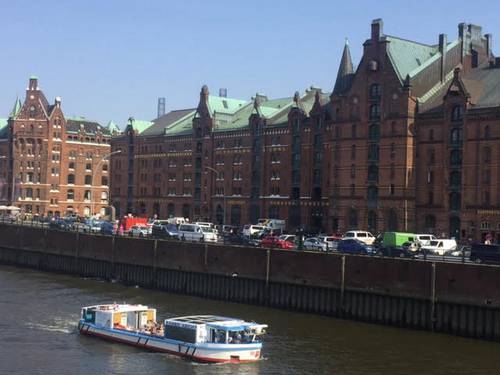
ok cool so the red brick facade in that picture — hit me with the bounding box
[107,20,499,239]
[0,77,112,217]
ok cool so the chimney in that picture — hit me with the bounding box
[157,97,165,118]
[55,96,62,108]
[439,34,447,82]
[219,88,227,98]
[458,22,468,62]
[29,76,38,91]
[485,33,492,58]
[371,19,383,42]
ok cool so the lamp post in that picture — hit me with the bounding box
[91,149,121,217]
[205,166,225,226]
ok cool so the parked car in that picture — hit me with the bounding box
[342,231,376,245]
[71,222,89,232]
[223,234,250,246]
[338,239,374,254]
[151,222,179,239]
[128,225,149,237]
[242,225,266,237]
[86,219,103,234]
[445,244,471,257]
[303,237,328,251]
[49,218,72,231]
[260,236,294,249]
[100,221,116,235]
[470,243,500,264]
[421,239,457,255]
[317,235,341,251]
[278,234,296,244]
[177,223,218,242]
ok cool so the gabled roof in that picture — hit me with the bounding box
[141,108,196,136]
[106,120,120,134]
[127,118,154,134]
[208,96,247,115]
[461,65,500,108]
[385,35,439,83]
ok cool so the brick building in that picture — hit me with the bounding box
[110,19,500,240]
[0,77,114,217]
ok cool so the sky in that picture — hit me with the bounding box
[1,0,500,128]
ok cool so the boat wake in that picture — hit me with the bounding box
[25,321,74,334]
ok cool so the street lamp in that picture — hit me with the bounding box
[205,166,226,226]
[91,149,121,217]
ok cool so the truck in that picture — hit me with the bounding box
[257,218,286,233]
[377,232,418,257]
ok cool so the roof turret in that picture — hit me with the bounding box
[332,38,354,96]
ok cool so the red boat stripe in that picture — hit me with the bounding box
[81,329,259,363]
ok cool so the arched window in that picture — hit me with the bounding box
[351,124,357,138]
[230,205,242,226]
[428,149,436,165]
[182,204,191,219]
[484,125,491,139]
[351,145,356,160]
[428,129,434,141]
[424,215,436,232]
[387,209,398,231]
[25,188,33,198]
[368,124,380,140]
[140,202,146,214]
[350,183,355,196]
[369,83,381,98]
[368,144,379,161]
[269,205,279,219]
[369,104,380,120]
[390,143,396,159]
[450,150,462,166]
[368,165,378,182]
[450,128,461,143]
[167,203,175,217]
[152,202,160,216]
[451,105,464,121]
[449,192,461,211]
[84,175,92,185]
[449,171,461,188]
[84,190,91,201]
[350,164,356,179]
[215,205,224,224]
[101,176,108,186]
[67,189,74,200]
[367,185,378,202]
[101,191,108,202]
[67,174,75,184]
[348,208,358,229]
[483,146,491,163]
[367,211,377,232]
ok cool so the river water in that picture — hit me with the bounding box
[0,265,498,375]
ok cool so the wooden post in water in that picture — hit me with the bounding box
[430,262,437,331]
[340,255,346,314]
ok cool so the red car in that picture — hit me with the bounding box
[260,236,295,249]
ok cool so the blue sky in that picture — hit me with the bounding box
[1,0,499,127]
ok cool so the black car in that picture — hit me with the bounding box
[470,243,500,264]
[223,234,250,246]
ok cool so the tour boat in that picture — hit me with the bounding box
[78,304,267,363]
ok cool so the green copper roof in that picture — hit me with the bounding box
[128,118,154,134]
[164,110,196,136]
[0,118,8,129]
[385,36,439,83]
[9,97,22,119]
[106,120,120,133]
[0,118,8,139]
[30,75,38,80]
[208,95,247,115]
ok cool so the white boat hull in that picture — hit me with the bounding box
[78,321,262,363]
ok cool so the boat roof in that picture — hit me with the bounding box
[83,304,152,313]
[165,315,266,331]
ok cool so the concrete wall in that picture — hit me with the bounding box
[1,223,500,341]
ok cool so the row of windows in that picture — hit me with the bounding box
[67,174,108,185]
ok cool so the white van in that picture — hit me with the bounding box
[415,234,437,246]
[167,217,188,225]
[421,239,457,255]
[243,225,265,237]
[177,224,218,242]
[342,231,376,245]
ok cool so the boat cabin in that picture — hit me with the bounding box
[81,304,156,331]
[163,315,267,344]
